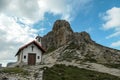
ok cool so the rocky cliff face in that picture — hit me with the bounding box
[42,20,120,64]
[42,20,73,51]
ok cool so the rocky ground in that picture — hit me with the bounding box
[0,66,43,80]
[0,61,120,80]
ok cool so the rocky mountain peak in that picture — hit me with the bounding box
[41,20,93,51]
[42,20,74,50]
[52,20,73,33]
[42,20,120,64]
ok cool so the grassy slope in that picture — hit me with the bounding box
[43,64,120,80]
[0,67,29,75]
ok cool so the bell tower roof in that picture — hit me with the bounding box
[36,35,42,39]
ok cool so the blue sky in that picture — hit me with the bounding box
[0,0,120,66]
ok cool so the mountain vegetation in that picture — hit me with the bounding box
[43,64,120,80]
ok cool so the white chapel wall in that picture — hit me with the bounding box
[21,43,42,64]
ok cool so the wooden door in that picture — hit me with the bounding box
[28,53,36,65]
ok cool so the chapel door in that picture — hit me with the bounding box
[28,53,36,65]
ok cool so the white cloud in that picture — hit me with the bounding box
[1,0,40,24]
[110,41,120,48]
[0,0,92,23]
[0,14,39,66]
[102,7,120,39]
[106,31,120,39]
[0,14,37,43]
[38,0,70,20]
[102,7,120,30]
[102,7,120,48]
[38,0,92,21]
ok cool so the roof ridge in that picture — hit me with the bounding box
[15,40,45,56]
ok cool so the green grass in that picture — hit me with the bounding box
[0,67,29,75]
[43,64,120,80]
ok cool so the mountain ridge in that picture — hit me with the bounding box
[42,20,120,64]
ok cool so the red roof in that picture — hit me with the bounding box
[15,40,45,56]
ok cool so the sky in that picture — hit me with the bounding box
[0,0,120,67]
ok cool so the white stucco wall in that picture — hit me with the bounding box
[18,43,42,65]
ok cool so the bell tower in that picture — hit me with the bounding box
[35,35,42,46]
